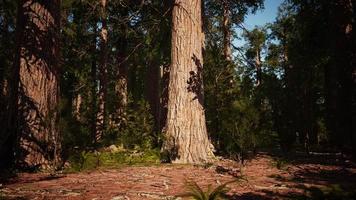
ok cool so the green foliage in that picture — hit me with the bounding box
[180,180,237,200]
[204,34,278,158]
[115,98,156,150]
[59,98,93,152]
[66,149,160,172]
[243,27,267,59]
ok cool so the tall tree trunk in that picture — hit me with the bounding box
[162,0,214,163]
[96,0,108,142]
[351,0,356,157]
[9,0,61,169]
[72,93,82,121]
[115,62,127,129]
[255,48,262,86]
[146,59,161,133]
[222,0,232,61]
[159,0,173,134]
[115,8,128,131]
[90,23,98,144]
[281,35,297,151]
[326,0,353,151]
[160,63,170,132]
[0,1,25,168]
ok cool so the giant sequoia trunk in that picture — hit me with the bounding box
[162,0,214,163]
[9,0,61,169]
[96,0,108,142]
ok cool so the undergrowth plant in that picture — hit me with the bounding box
[65,149,160,172]
[180,179,239,200]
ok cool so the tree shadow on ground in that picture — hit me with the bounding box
[223,151,356,200]
[0,172,65,185]
[226,185,356,200]
[269,149,356,167]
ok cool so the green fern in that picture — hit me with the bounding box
[180,179,238,200]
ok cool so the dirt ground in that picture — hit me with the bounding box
[1,152,356,200]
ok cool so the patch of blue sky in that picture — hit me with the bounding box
[233,0,284,48]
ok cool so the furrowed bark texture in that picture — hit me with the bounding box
[163,0,214,163]
[16,0,61,169]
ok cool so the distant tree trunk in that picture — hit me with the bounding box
[114,7,129,131]
[302,82,312,154]
[72,93,82,121]
[8,0,61,169]
[326,0,354,151]
[0,1,24,168]
[255,48,262,86]
[0,13,9,99]
[280,34,297,151]
[145,59,161,133]
[90,23,98,144]
[115,60,127,129]
[162,0,214,163]
[159,0,173,134]
[96,0,108,142]
[351,0,356,157]
[160,63,170,132]
[222,0,232,61]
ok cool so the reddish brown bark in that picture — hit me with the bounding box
[10,0,62,169]
[162,0,214,163]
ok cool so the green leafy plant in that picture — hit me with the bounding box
[180,180,237,200]
[272,158,289,170]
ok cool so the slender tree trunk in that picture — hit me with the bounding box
[162,0,214,163]
[72,93,82,121]
[90,23,98,144]
[115,63,127,129]
[255,48,262,86]
[160,63,170,132]
[302,82,312,154]
[96,0,108,142]
[222,0,232,61]
[351,0,356,157]
[9,0,61,169]
[114,8,129,131]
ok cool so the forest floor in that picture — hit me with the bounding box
[1,152,356,200]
